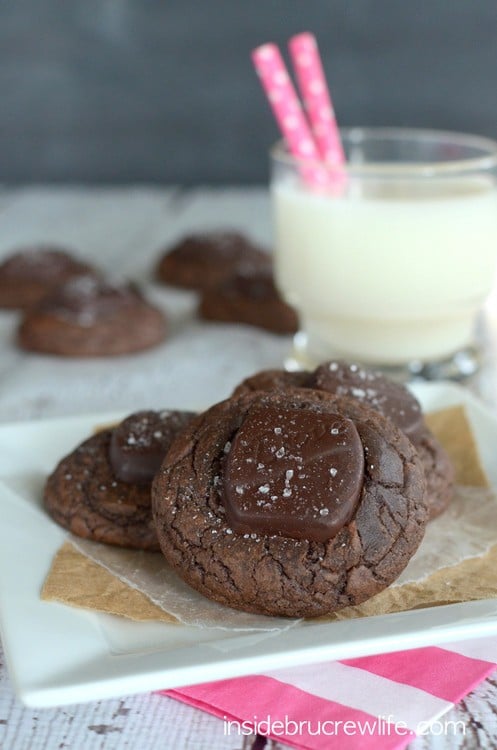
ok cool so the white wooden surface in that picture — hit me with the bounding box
[0,187,496,750]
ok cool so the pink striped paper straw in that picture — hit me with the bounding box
[252,43,331,189]
[289,32,346,182]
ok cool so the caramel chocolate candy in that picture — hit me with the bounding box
[223,406,364,542]
[110,410,195,484]
[312,361,424,440]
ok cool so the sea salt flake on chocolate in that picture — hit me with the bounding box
[313,359,424,439]
[109,409,194,485]
[222,405,364,542]
[351,388,366,398]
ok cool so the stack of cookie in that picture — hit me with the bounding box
[0,245,167,356]
[44,360,454,619]
[0,230,295,356]
[156,230,298,334]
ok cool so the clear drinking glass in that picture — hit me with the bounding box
[270,127,497,379]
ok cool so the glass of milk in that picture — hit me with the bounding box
[271,127,497,379]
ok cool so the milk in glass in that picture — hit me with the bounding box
[272,177,497,365]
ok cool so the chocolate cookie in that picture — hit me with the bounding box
[156,231,270,290]
[0,245,95,309]
[232,369,309,395]
[199,267,298,334]
[152,389,427,618]
[233,361,454,519]
[18,275,167,357]
[44,410,195,550]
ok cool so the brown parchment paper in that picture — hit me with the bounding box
[41,405,497,625]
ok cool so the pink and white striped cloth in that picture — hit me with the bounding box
[163,637,497,749]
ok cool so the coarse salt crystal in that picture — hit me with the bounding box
[351,387,365,398]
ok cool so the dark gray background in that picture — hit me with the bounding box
[1,0,496,184]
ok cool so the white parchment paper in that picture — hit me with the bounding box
[70,483,497,631]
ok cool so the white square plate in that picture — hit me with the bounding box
[1,382,497,708]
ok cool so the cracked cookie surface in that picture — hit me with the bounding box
[152,389,428,618]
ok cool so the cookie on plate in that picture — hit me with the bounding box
[44,410,195,550]
[152,389,427,618]
[0,245,95,309]
[232,361,454,519]
[18,275,167,357]
[199,267,298,334]
[232,368,309,394]
[156,231,270,291]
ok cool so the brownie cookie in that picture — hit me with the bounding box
[18,275,167,357]
[0,245,95,309]
[152,389,427,618]
[232,369,309,395]
[232,368,310,398]
[156,231,270,291]
[44,410,195,550]
[232,361,454,519]
[199,267,298,334]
